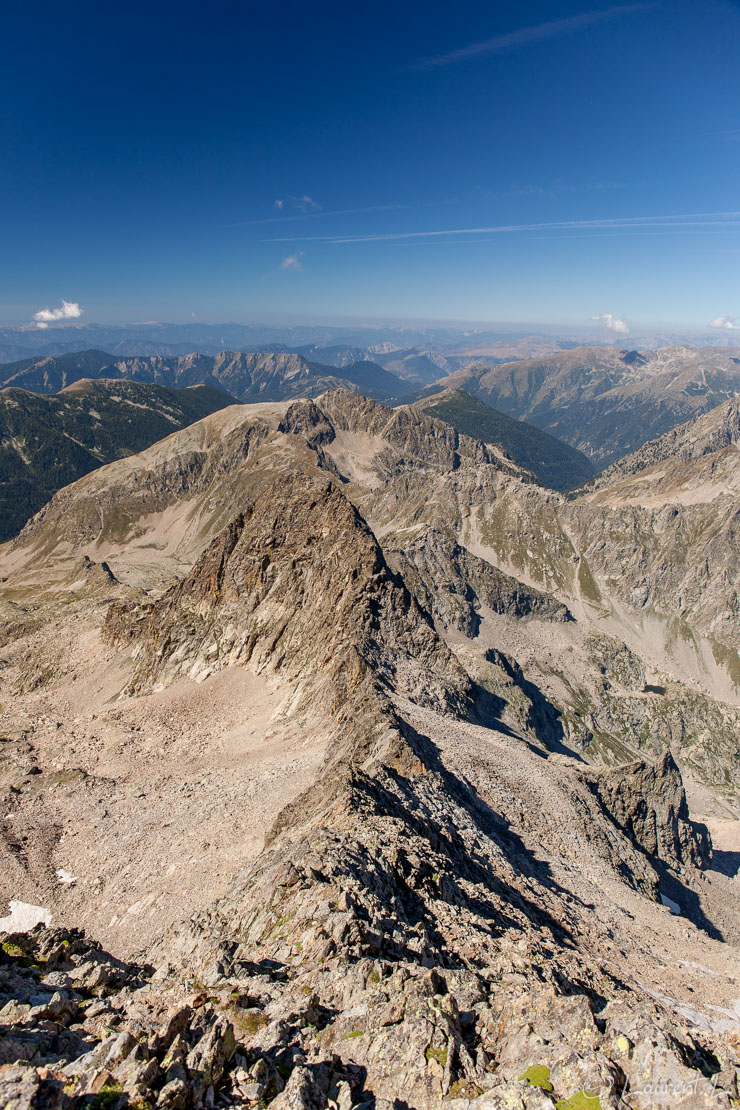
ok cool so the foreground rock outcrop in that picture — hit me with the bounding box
[2,823,736,1109]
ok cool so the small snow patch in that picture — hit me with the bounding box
[0,900,52,932]
[660,893,682,916]
[56,868,77,885]
[679,960,719,977]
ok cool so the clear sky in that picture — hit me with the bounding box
[2,0,740,333]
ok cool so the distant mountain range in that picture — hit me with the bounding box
[4,319,739,370]
[5,343,740,542]
[423,344,740,466]
[0,322,579,366]
[0,379,234,542]
[289,344,455,385]
[0,349,410,402]
[0,350,606,541]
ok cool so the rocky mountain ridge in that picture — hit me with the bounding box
[0,350,409,404]
[409,389,595,490]
[579,397,740,497]
[7,389,740,763]
[0,387,738,1108]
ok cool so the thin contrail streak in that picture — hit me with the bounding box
[413,3,654,69]
[266,211,740,245]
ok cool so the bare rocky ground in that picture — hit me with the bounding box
[0,592,326,957]
[0,391,739,1108]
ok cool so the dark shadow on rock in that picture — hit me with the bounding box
[656,865,724,941]
[469,682,519,739]
[482,648,585,762]
[360,717,581,956]
[710,848,740,878]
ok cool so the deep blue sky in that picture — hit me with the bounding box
[2,0,740,333]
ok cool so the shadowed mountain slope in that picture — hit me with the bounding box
[411,388,595,490]
[0,378,235,542]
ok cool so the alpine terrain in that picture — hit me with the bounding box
[0,351,410,404]
[0,380,236,542]
[410,389,595,490]
[427,346,740,466]
[0,388,738,1110]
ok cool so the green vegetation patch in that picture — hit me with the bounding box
[711,639,740,687]
[228,1007,269,1036]
[448,1079,484,1098]
[425,1043,448,1066]
[555,1091,601,1110]
[89,1082,125,1110]
[519,1064,554,1091]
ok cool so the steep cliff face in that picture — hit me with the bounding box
[584,750,712,871]
[105,470,468,697]
[386,528,571,637]
[569,496,740,648]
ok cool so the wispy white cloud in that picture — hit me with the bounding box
[32,299,83,329]
[476,179,638,200]
[592,312,630,334]
[709,315,739,329]
[280,251,304,272]
[413,3,653,69]
[274,195,321,214]
[266,210,740,245]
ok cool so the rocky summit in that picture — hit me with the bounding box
[0,388,738,1109]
